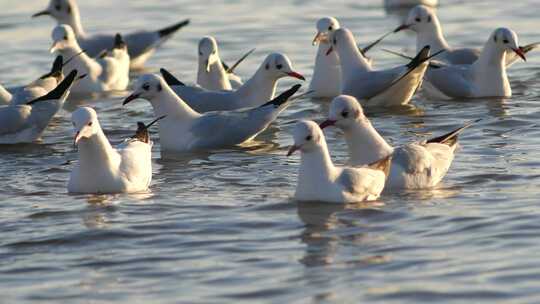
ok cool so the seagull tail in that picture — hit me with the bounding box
[426,119,482,147]
[368,154,393,179]
[160,68,185,86]
[27,69,78,105]
[39,55,64,80]
[259,84,302,109]
[157,19,190,38]
[406,45,431,69]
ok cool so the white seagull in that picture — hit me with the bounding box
[309,17,343,98]
[159,52,305,112]
[320,95,477,189]
[122,74,302,153]
[68,107,153,194]
[327,28,431,106]
[197,36,253,91]
[423,27,526,99]
[287,120,390,203]
[384,0,437,8]
[0,70,78,144]
[33,0,189,69]
[50,25,130,93]
[0,84,10,105]
[395,5,538,66]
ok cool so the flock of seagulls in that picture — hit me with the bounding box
[0,0,537,203]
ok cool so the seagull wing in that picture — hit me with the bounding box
[425,65,475,98]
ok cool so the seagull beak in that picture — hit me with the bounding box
[513,48,527,61]
[326,46,333,56]
[123,93,141,105]
[312,32,325,46]
[49,42,60,54]
[32,10,50,18]
[205,60,210,73]
[287,71,305,81]
[394,24,410,33]
[74,131,82,145]
[319,119,336,129]
[287,145,300,156]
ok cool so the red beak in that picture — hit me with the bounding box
[287,71,305,81]
[287,145,300,156]
[319,119,336,129]
[123,93,141,105]
[394,24,410,33]
[513,48,527,61]
[326,46,333,56]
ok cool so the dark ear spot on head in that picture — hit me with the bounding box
[494,36,497,43]
[265,63,270,70]
[67,3,71,14]
[157,84,162,92]
[427,16,432,22]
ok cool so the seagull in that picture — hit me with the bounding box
[0,70,77,144]
[197,36,254,91]
[50,25,130,93]
[287,120,390,203]
[68,107,153,194]
[320,95,477,189]
[122,74,302,153]
[159,52,305,112]
[309,17,343,98]
[395,5,538,66]
[423,28,527,99]
[384,0,437,8]
[33,0,190,69]
[0,84,10,105]
[327,28,431,106]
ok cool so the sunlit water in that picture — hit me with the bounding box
[2,0,540,303]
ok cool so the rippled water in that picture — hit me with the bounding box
[2,0,540,303]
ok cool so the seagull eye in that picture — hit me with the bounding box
[87,122,93,127]
[199,51,203,56]
[305,135,312,141]
[142,83,150,91]
[503,39,509,44]
[212,50,216,55]
[341,111,349,118]
[55,4,61,11]
[276,64,283,70]
[328,26,333,31]
[63,35,68,40]
[415,17,421,22]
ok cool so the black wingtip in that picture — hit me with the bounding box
[520,42,540,54]
[407,45,431,69]
[27,69,77,105]
[157,19,190,38]
[160,68,185,86]
[426,118,482,146]
[132,115,167,143]
[39,55,64,80]
[260,84,302,108]
[114,33,127,49]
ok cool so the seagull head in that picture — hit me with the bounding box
[325,28,355,56]
[198,36,220,73]
[313,17,340,46]
[260,53,305,81]
[33,0,78,25]
[395,5,439,34]
[287,120,324,156]
[72,106,99,145]
[320,95,365,131]
[123,74,165,106]
[50,24,78,53]
[490,28,526,61]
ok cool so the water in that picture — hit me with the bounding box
[2,0,540,303]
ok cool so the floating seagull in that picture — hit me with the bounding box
[122,74,301,152]
[384,0,437,8]
[0,70,77,144]
[327,28,431,106]
[423,28,526,99]
[159,52,305,112]
[50,25,130,93]
[68,107,153,194]
[395,5,538,66]
[33,0,190,69]
[309,17,343,98]
[197,36,253,91]
[287,120,390,203]
[320,95,476,189]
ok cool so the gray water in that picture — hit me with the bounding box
[2,0,540,303]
